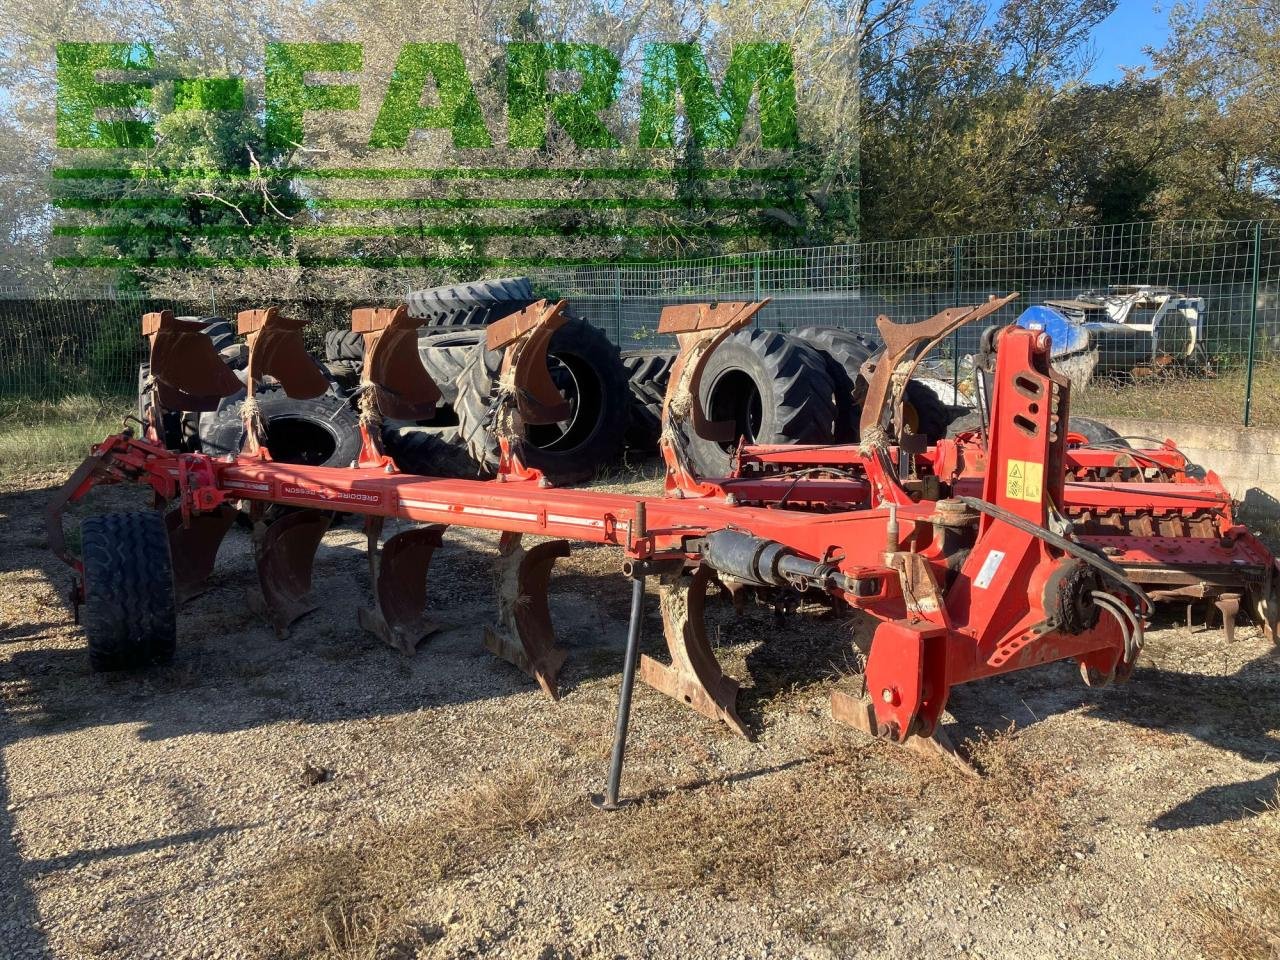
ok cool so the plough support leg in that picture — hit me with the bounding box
[250,509,331,637]
[1258,581,1280,644]
[639,562,750,739]
[483,532,570,699]
[1215,593,1241,643]
[165,505,236,603]
[359,520,447,654]
[830,687,979,778]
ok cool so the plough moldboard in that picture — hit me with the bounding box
[47,294,1279,807]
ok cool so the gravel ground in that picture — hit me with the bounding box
[2,466,1279,960]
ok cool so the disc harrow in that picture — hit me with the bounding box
[50,292,1201,805]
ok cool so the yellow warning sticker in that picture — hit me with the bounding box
[1005,458,1043,502]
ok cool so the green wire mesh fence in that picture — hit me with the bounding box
[4,219,1279,425]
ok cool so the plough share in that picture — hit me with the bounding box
[49,293,1270,807]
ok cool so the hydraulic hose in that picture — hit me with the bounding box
[956,495,1153,614]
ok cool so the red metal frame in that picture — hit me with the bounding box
[49,317,1141,744]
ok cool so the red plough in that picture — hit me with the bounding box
[51,296,1159,806]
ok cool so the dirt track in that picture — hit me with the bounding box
[2,469,1279,960]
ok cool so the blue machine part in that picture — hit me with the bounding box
[1015,304,1091,357]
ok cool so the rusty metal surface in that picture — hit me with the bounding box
[830,687,978,777]
[639,562,750,738]
[488,300,571,426]
[487,298,568,349]
[1214,593,1242,642]
[483,532,570,699]
[143,310,242,409]
[249,509,331,637]
[657,300,771,490]
[656,300,766,335]
[359,522,446,654]
[165,505,236,604]
[237,307,329,401]
[858,294,1019,440]
[353,305,442,420]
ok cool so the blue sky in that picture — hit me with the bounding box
[1088,0,1171,82]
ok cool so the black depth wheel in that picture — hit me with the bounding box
[80,512,177,671]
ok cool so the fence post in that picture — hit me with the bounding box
[613,265,623,344]
[1244,221,1261,427]
[209,286,217,316]
[753,253,762,329]
[951,241,962,390]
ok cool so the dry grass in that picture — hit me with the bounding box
[1183,784,1280,960]
[1071,361,1280,427]
[591,727,1078,897]
[0,395,130,478]
[251,768,573,960]
[248,727,1080,956]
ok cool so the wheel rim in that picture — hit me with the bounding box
[901,401,920,435]
[264,416,340,466]
[525,352,603,452]
[706,368,763,452]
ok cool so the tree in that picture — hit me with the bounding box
[1148,0,1280,219]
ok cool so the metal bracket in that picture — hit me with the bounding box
[352,305,442,421]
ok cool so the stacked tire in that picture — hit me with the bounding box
[619,331,842,476]
[793,326,954,443]
[136,316,362,469]
[377,278,634,483]
[617,324,962,473]
[452,313,631,484]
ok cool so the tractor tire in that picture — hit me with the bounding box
[406,277,536,328]
[323,359,363,393]
[80,511,177,671]
[679,330,837,479]
[382,425,479,478]
[454,314,630,483]
[1065,416,1129,447]
[621,348,676,451]
[796,326,953,443]
[900,381,952,443]
[419,328,486,405]
[324,328,365,362]
[947,412,1131,449]
[199,384,362,467]
[793,327,878,442]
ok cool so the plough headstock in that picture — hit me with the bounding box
[351,305,442,421]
